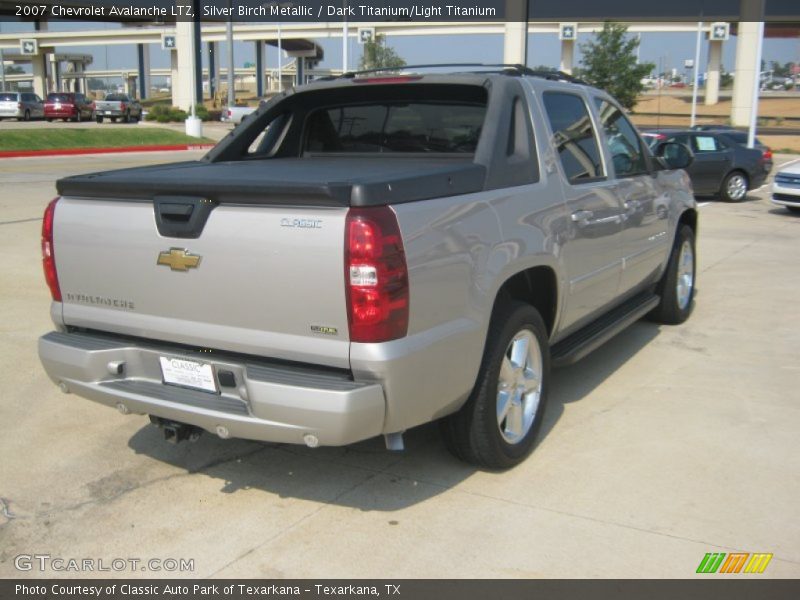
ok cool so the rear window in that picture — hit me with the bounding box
[305,102,485,154]
[47,93,72,102]
[0,93,18,101]
[104,94,129,102]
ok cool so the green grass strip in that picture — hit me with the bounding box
[0,128,213,151]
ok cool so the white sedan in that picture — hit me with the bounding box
[772,159,800,213]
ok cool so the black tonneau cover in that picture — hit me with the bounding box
[56,157,486,207]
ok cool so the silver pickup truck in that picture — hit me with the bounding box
[38,67,697,468]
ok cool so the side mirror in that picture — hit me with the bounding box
[655,142,694,170]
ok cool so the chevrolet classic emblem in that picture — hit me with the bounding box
[157,248,201,271]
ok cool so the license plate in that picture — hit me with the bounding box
[105,111,113,115]
[55,103,61,109]
[159,357,217,393]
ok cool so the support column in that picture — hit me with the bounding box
[208,42,219,99]
[31,53,46,98]
[49,54,59,92]
[502,0,529,65]
[503,22,527,65]
[705,39,722,105]
[174,20,199,110]
[295,57,304,86]
[731,21,761,126]
[137,43,150,100]
[255,40,264,97]
[560,40,574,74]
[170,49,179,104]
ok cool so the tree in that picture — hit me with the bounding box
[578,22,655,110]
[359,34,406,71]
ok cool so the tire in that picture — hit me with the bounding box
[96,116,103,124]
[46,118,53,123]
[720,171,748,202]
[23,110,31,121]
[75,110,82,123]
[111,117,117,123]
[440,302,550,469]
[123,111,131,124]
[649,224,696,325]
[787,206,800,214]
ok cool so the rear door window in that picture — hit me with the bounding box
[542,92,605,184]
[693,135,724,152]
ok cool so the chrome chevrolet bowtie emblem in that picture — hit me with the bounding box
[157,248,201,271]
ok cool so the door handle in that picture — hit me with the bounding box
[571,209,594,223]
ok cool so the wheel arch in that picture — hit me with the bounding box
[493,265,558,337]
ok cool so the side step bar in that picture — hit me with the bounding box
[551,293,660,368]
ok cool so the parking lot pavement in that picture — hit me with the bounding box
[0,153,798,579]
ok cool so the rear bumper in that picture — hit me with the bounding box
[45,109,76,118]
[38,330,386,446]
[0,108,23,118]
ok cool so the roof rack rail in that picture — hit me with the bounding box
[319,63,586,84]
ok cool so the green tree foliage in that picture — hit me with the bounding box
[358,34,406,71]
[578,23,655,110]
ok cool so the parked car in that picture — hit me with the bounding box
[44,92,94,122]
[94,94,143,123]
[642,129,769,201]
[0,91,45,121]
[691,128,773,173]
[38,67,698,469]
[771,160,800,213]
[222,104,258,125]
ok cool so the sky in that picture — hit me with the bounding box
[2,19,799,82]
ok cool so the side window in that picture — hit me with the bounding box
[594,98,648,177]
[693,135,722,153]
[666,134,690,146]
[542,92,605,184]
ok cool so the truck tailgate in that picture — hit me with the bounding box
[54,198,350,368]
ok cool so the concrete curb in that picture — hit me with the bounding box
[0,144,216,159]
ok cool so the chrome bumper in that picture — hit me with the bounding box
[38,331,386,446]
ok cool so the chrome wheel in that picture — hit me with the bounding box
[726,174,747,201]
[497,330,542,445]
[676,240,694,310]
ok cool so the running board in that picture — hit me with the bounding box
[551,293,660,367]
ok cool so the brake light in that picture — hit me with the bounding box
[353,76,423,84]
[42,197,61,302]
[17,102,22,109]
[345,207,409,343]
[763,148,772,160]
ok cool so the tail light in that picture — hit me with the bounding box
[41,197,61,302]
[763,148,772,160]
[17,102,22,109]
[345,207,409,343]
[120,102,127,111]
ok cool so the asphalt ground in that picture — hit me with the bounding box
[0,151,798,578]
